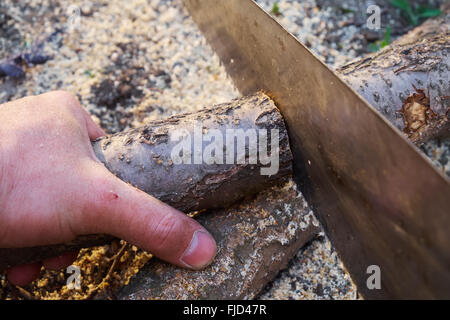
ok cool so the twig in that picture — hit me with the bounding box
[0,7,24,24]
[6,282,36,300]
[15,285,36,300]
[104,242,128,282]
[85,242,128,300]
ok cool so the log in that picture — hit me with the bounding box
[92,93,292,213]
[337,9,449,145]
[115,180,320,300]
[0,92,293,270]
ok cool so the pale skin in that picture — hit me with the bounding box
[0,91,217,286]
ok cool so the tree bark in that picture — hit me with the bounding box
[115,180,320,300]
[0,92,293,270]
[337,10,449,145]
[92,93,292,213]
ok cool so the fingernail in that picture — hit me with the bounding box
[180,230,216,270]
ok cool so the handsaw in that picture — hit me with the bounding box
[182,0,450,299]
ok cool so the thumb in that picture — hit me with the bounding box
[74,161,217,270]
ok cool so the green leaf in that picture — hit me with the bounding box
[369,26,391,52]
[340,7,355,14]
[416,8,441,18]
[271,2,280,16]
[384,26,392,44]
[380,27,391,48]
[390,0,419,26]
[406,9,419,26]
[390,0,409,10]
[369,42,380,52]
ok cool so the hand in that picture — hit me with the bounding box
[0,91,216,286]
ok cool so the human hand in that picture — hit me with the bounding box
[0,91,216,286]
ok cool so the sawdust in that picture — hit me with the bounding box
[0,241,152,300]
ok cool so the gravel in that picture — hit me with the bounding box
[258,234,359,300]
[255,0,443,67]
[255,0,368,67]
[0,0,446,300]
[0,0,238,134]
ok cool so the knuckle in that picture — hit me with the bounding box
[148,213,181,252]
[51,90,75,101]
[50,90,80,110]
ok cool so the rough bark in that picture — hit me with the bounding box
[114,180,320,300]
[0,92,293,270]
[92,93,292,213]
[337,11,449,145]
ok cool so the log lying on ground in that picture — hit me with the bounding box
[0,93,293,270]
[337,10,449,145]
[114,180,320,300]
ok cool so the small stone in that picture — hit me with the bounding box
[81,3,93,16]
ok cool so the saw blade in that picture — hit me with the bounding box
[183,0,450,299]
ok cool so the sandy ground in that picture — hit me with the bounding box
[0,0,446,299]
